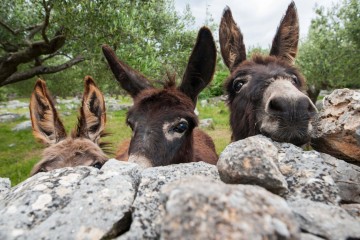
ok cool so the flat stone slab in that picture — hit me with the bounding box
[161,177,300,239]
[289,199,360,240]
[0,159,140,240]
[118,162,220,240]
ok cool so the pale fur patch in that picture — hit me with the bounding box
[162,118,187,141]
[128,154,152,168]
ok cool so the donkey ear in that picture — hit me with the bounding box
[219,6,246,71]
[30,79,67,145]
[179,27,216,105]
[270,1,299,64]
[102,45,153,98]
[72,76,106,144]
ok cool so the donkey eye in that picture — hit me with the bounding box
[92,162,103,169]
[290,75,299,85]
[233,79,246,93]
[39,167,47,173]
[172,121,188,134]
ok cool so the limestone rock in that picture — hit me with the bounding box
[311,89,360,161]
[275,142,340,205]
[118,162,220,240]
[11,120,32,131]
[6,100,28,109]
[217,135,288,195]
[289,199,360,240]
[341,203,360,218]
[199,118,214,129]
[0,113,21,123]
[161,177,300,240]
[321,153,360,203]
[0,159,140,240]
[0,178,11,199]
[300,233,324,240]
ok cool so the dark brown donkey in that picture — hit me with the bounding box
[30,76,108,175]
[219,2,317,146]
[102,27,218,167]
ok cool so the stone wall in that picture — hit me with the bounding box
[1,136,360,239]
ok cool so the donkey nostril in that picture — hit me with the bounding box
[268,98,286,113]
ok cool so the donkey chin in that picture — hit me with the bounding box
[259,114,314,146]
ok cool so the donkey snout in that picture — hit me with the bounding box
[267,96,317,118]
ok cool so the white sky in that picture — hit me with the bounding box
[174,0,340,48]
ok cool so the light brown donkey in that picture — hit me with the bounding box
[29,76,108,176]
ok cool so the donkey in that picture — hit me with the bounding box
[102,27,218,168]
[29,76,108,175]
[219,2,317,146]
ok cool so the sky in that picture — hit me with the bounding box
[174,0,340,48]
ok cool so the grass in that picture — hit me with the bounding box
[0,98,231,186]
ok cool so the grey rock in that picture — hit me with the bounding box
[356,126,360,144]
[199,118,214,129]
[217,135,288,195]
[0,178,11,199]
[300,233,324,240]
[107,103,132,111]
[275,142,340,205]
[321,153,360,203]
[119,162,220,240]
[56,97,81,105]
[315,99,323,111]
[341,203,360,218]
[11,120,32,131]
[0,159,140,240]
[319,90,332,97]
[289,199,360,240]
[208,95,227,104]
[161,177,300,240]
[22,112,30,119]
[6,100,28,109]
[65,103,76,110]
[0,113,21,123]
[200,99,208,107]
[311,88,360,161]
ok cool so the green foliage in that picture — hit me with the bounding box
[1,0,197,97]
[297,0,360,93]
[200,70,228,99]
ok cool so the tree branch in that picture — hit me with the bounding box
[0,19,17,35]
[41,0,51,43]
[1,55,85,86]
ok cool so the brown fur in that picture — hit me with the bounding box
[103,27,218,167]
[30,76,108,176]
[219,2,317,146]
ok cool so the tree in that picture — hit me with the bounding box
[0,0,196,91]
[297,0,360,102]
[0,0,84,86]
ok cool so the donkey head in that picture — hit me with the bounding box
[102,27,216,167]
[30,76,108,175]
[219,2,317,145]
